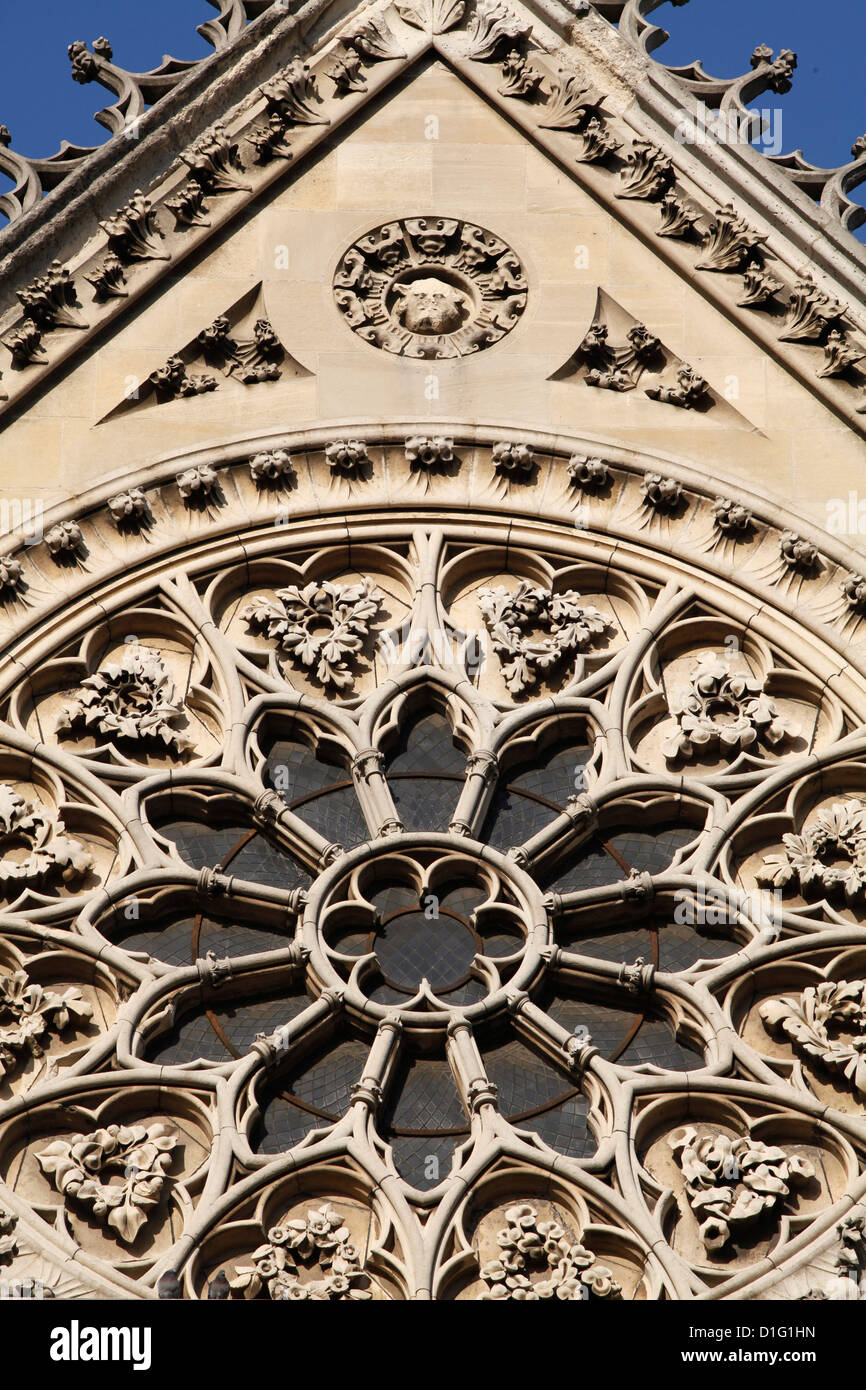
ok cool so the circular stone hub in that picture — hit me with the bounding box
[303,833,551,1027]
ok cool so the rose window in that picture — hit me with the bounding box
[1,434,865,1302]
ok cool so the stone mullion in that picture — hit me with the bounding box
[446,1018,499,1124]
[349,1013,403,1122]
[506,987,598,1076]
[448,749,498,836]
[507,791,598,872]
[250,788,343,869]
[351,748,403,837]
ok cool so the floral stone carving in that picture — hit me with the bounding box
[0,1207,17,1259]
[244,579,382,689]
[669,1126,814,1252]
[761,980,866,1096]
[0,786,93,891]
[229,1204,371,1300]
[477,581,613,694]
[477,1203,621,1300]
[661,655,799,761]
[57,645,193,754]
[333,216,527,358]
[0,969,93,1078]
[37,1122,177,1243]
[758,801,866,902]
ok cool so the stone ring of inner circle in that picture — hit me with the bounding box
[302,832,552,1027]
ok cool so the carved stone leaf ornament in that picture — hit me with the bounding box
[56,645,194,754]
[669,1127,814,1252]
[244,579,383,688]
[99,191,169,265]
[477,581,613,693]
[697,204,768,272]
[758,801,866,901]
[0,969,93,1077]
[477,1203,621,1300]
[467,0,532,62]
[0,1208,17,1259]
[761,980,866,1096]
[394,0,465,34]
[661,654,799,761]
[37,1123,178,1243]
[230,1205,372,1300]
[0,786,93,890]
[616,139,673,200]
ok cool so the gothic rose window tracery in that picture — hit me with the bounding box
[0,465,862,1302]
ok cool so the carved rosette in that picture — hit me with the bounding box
[477,581,614,693]
[244,579,383,688]
[333,216,527,357]
[758,801,866,902]
[662,655,799,762]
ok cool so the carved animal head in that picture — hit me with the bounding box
[391,277,472,335]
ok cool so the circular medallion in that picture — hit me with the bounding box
[333,216,528,358]
[305,834,549,1027]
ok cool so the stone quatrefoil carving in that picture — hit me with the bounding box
[477,581,614,693]
[333,216,527,358]
[669,1127,814,1252]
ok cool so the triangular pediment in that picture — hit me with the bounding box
[0,0,864,521]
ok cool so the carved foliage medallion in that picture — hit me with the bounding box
[333,216,527,357]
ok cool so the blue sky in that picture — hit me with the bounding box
[0,1,863,211]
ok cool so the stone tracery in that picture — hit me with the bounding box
[0,432,863,1302]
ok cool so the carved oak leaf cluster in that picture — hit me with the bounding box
[761,980,866,1097]
[229,1205,371,1301]
[244,578,382,689]
[0,786,93,890]
[37,1122,178,1244]
[661,655,799,762]
[0,969,93,1078]
[758,801,866,902]
[669,1126,814,1252]
[477,1203,621,1301]
[477,580,613,693]
[57,645,193,755]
